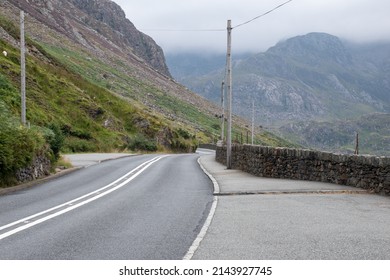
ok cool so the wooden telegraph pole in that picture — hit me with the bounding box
[251,99,255,145]
[20,10,26,126]
[354,132,359,155]
[221,80,225,141]
[226,20,232,169]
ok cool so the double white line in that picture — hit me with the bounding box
[0,155,167,241]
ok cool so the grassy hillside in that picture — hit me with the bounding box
[0,34,201,153]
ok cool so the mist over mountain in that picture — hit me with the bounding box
[167,32,390,155]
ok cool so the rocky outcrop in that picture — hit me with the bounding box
[6,0,171,76]
[69,0,170,76]
[15,154,51,184]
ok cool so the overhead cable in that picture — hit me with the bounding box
[141,28,224,32]
[233,0,294,29]
[140,0,294,33]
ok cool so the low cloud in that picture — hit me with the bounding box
[114,0,390,54]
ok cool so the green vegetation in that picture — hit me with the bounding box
[0,35,198,154]
[0,85,47,187]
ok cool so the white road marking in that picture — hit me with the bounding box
[183,157,219,260]
[196,148,216,155]
[0,156,168,241]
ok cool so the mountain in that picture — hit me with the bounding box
[174,33,390,124]
[0,0,292,159]
[167,32,390,155]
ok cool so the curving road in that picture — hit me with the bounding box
[0,154,213,260]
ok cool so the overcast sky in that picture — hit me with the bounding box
[112,0,390,54]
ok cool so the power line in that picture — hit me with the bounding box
[141,0,294,33]
[233,0,294,29]
[140,28,224,32]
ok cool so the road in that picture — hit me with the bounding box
[0,154,213,259]
[2,150,388,260]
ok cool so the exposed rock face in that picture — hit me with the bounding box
[69,0,170,76]
[15,154,51,183]
[7,0,171,76]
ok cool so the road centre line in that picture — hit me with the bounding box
[0,155,168,241]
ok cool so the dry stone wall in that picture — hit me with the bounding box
[216,145,390,195]
[15,155,51,184]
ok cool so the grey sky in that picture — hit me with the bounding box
[113,0,390,54]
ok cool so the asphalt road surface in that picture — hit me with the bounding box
[0,154,213,260]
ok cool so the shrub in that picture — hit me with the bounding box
[170,138,198,153]
[128,134,157,152]
[61,124,93,140]
[63,137,97,153]
[0,113,46,186]
[41,124,65,160]
[177,128,192,140]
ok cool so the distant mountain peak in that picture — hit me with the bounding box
[268,32,352,65]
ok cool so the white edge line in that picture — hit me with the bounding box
[199,156,220,195]
[183,156,220,260]
[0,156,168,240]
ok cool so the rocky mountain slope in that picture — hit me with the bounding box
[7,0,170,76]
[174,33,390,125]
[168,33,390,155]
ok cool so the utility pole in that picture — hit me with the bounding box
[251,99,255,145]
[226,20,233,169]
[354,132,359,155]
[220,80,225,141]
[20,10,26,126]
